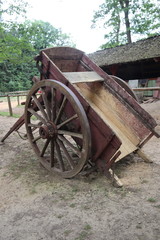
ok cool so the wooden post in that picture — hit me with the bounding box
[136,149,153,163]
[7,95,13,116]
[17,95,20,105]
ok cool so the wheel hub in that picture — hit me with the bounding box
[39,122,57,139]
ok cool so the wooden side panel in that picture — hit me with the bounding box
[82,54,157,130]
[41,47,84,72]
[37,47,157,164]
[39,51,122,164]
[73,81,152,160]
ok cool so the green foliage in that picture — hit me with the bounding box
[0,61,38,92]
[0,26,34,64]
[92,0,160,48]
[0,0,76,92]
[0,0,28,21]
[9,20,75,51]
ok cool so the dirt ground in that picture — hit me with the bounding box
[0,100,160,240]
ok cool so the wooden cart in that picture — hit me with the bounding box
[1,47,159,183]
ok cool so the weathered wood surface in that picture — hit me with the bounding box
[40,50,122,166]
[63,71,103,83]
[73,81,153,161]
[39,47,158,163]
[133,87,160,91]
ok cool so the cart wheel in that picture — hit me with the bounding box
[25,80,91,178]
[110,75,138,101]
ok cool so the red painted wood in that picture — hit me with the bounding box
[37,48,122,168]
[35,46,158,171]
[82,54,157,130]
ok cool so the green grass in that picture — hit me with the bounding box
[0,96,26,102]
[147,197,157,203]
[154,205,160,209]
[0,111,21,118]
[75,231,88,240]
[84,224,92,231]
[64,229,72,236]
[70,203,76,208]
[74,224,92,240]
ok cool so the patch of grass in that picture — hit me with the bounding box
[82,205,90,210]
[64,229,72,236]
[136,224,142,229]
[75,231,88,240]
[72,186,79,193]
[75,224,92,240]
[0,111,21,118]
[17,104,24,108]
[59,194,67,200]
[57,214,64,219]
[147,197,157,203]
[29,186,37,194]
[113,186,128,197]
[70,203,76,208]
[141,179,148,184]
[0,96,26,102]
[5,153,41,187]
[154,205,160,209]
[84,224,92,231]
[3,172,9,177]
[0,96,18,102]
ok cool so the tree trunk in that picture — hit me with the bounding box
[116,17,121,43]
[119,0,132,43]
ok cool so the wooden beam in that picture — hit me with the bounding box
[7,95,13,116]
[136,149,153,163]
[133,87,160,91]
[63,71,104,83]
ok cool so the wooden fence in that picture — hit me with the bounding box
[0,91,29,116]
[0,87,160,117]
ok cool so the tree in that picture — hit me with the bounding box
[0,0,28,22]
[92,0,160,48]
[0,0,36,92]
[9,20,75,51]
[0,0,32,63]
[0,1,76,92]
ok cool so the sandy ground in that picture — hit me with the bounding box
[0,100,160,240]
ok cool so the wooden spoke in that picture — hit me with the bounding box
[55,141,65,171]
[25,80,91,178]
[57,138,75,169]
[27,108,46,125]
[40,138,50,157]
[55,96,67,124]
[51,87,56,121]
[57,114,78,129]
[41,88,51,120]
[57,130,83,139]
[32,95,48,121]
[58,135,81,157]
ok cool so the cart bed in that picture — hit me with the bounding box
[37,47,158,162]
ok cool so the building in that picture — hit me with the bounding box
[89,35,160,98]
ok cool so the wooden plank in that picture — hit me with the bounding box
[108,169,123,187]
[133,87,160,91]
[63,71,104,83]
[81,54,157,129]
[7,95,13,116]
[73,82,152,161]
[136,149,153,163]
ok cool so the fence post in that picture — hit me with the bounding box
[7,95,13,116]
[17,95,20,105]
